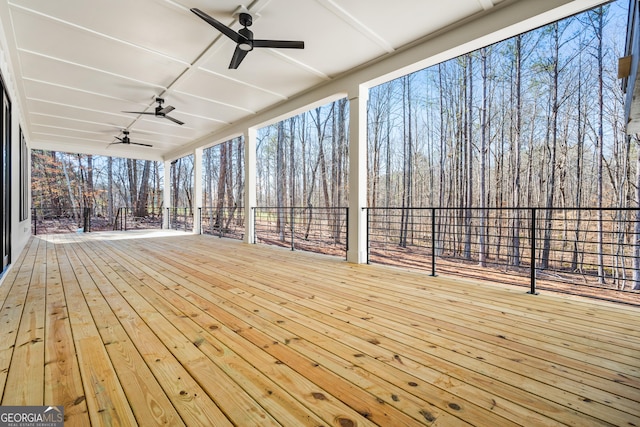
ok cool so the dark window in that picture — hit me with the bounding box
[19,127,27,221]
[1,76,11,274]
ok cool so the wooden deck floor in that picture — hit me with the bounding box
[0,231,638,426]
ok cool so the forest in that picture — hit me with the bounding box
[30,2,637,291]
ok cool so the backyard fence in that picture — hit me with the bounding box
[113,206,164,231]
[252,206,348,259]
[166,207,194,232]
[200,206,245,240]
[32,207,91,235]
[366,207,640,296]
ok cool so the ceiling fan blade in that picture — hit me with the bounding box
[158,105,175,115]
[253,39,304,49]
[115,136,124,142]
[229,46,249,69]
[164,115,184,126]
[131,142,153,147]
[123,111,156,115]
[191,8,244,44]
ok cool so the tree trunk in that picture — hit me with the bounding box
[216,142,228,229]
[572,55,585,272]
[107,156,114,222]
[595,6,606,284]
[512,35,522,267]
[61,156,79,223]
[479,48,488,267]
[541,22,560,270]
[276,120,286,241]
[135,161,151,217]
[464,54,473,260]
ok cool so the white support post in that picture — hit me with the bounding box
[193,148,203,234]
[347,85,369,264]
[163,159,171,229]
[244,127,257,244]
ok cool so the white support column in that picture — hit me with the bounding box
[163,159,171,229]
[347,85,369,264]
[193,148,203,234]
[244,127,257,244]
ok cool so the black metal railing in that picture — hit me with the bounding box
[200,206,245,240]
[32,207,91,235]
[253,206,348,259]
[166,207,194,232]
[113,206,164,231]
[365,207,640,299]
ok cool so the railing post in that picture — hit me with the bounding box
[290,207,295,251]
[219,208,224,238]
[345,207,349,260]
[366,208,370,264]
[430,208,437,277]
[253,207,257,244]
[219,208,223,238]
[529,208,538,295]
[84,207,90,232]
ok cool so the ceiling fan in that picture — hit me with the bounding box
[110,130,153,147]
[123,97,184,125]
[191,8,305,69]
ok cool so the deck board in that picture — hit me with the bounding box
[0,231,638,426]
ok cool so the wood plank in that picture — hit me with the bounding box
[0,237,40,399]
[66,235,232,427]
[55,237,138,426]
[59,236,185,426]
[43,235,89,426]
[2,236,47,405]
[101,237,496,425]
[97,236,439,426]
[76,336,138,426]
[85,236,400,427]
[69,237,249,427]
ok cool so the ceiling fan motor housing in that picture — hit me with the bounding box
[239,13,252,27]
[238,27,253,51]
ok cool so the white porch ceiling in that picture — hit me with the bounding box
[0,0,610,161]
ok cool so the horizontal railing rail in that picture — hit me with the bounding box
[200,206,245,240]
[253,206,348,259]
[365,207,640,300]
